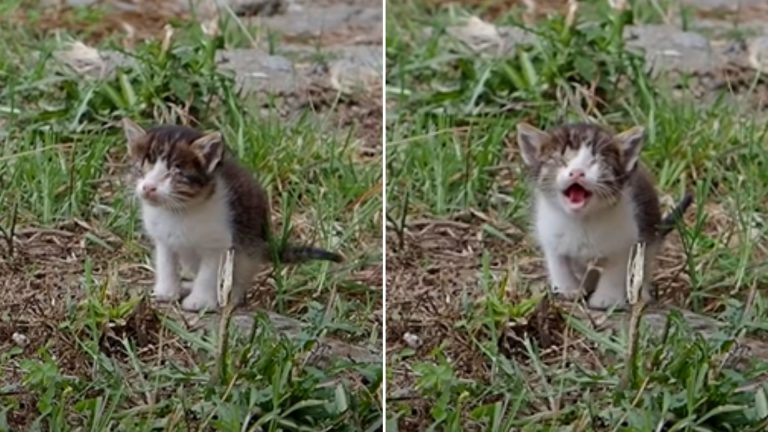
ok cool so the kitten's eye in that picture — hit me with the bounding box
[172,163,183,171]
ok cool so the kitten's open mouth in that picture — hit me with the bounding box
[563,183,592,208]
[141,193,161,204]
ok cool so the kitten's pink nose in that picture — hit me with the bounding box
[569,169,585,179]
[142,183,158,194]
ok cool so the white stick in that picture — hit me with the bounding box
[626,242,646,305]
[217,247,235,307]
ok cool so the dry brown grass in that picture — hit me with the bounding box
[0,176,380,430]
[385,199,707,429]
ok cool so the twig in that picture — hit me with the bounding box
[565,0,579,28]
[621,242,647,390]
[607,0,629,11]
[0,143,74,162]
[67,139,77,216]
[386,126,471,147]
[211,247,236,386]
[217,1,258,47]
[521,0,536,26]
[462,125,473,209]
[0,200,18,257]
[385,190,410,251]
[0,385,23,396]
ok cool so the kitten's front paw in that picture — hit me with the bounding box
[587,290,628,310]
[551,284,582,300]
[152,283,181,302]
[181,292,218,312]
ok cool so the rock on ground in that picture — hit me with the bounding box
[216,49,303,94]
[624,25,718,75]
[215,46,381,96]
[45,0,287,16]
[250,3,382,42]
[327,45,382,94]
[681,0,767,13]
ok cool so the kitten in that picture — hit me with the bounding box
[122,118,343,312]
[516,122,691,309]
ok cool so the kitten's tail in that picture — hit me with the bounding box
[276,245,344,264]
[658,192,694,237]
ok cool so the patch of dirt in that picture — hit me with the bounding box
[499,294,566,358]
[349,102,383,156]
[13,2,198,45]
[422,0,572,21]
[0,221,149,428]
[385,212,535,422]
[2,1,381,428]
[24,1,383,156]
[98,295,163,357]
[277,82,382,154]
[0,222,139,354]
[661,48,768,110]
[26,0,289,42]
[281,31,380,47]
[693,2,768,23]
[0,209,379,429]
[385,204,697,429]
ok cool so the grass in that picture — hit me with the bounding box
[0,1,382,430]
[385,1,768,430]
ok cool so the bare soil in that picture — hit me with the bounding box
[385,197,707,430]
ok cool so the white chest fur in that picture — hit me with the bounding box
[534,192,639,261]
[141,188,233,254]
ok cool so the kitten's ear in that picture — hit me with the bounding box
[516,123,549,166]
[122,118,147,159]
[190,132,224,174]
[616,126,645,172]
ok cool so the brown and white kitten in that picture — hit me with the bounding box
[516,122,691,309]
[122,118,343,312]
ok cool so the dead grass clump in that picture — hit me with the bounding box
[386,205,699,428]
[499,295,566,358]
[386,212,536,395]
[98,295,163,357]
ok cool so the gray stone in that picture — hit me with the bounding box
[680,0,766,13]
[624,25,718,75]
[54,44,382,97]
[216,49,302,93]
[748,35,768,73]
[44,0,286,15]
[685,18,768,42]
[251,4,382,38]
[498,26,537,49]
[445,16,536,56]
[327,45,381,93]
[53,42,135,79]
[164,305,381,366]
